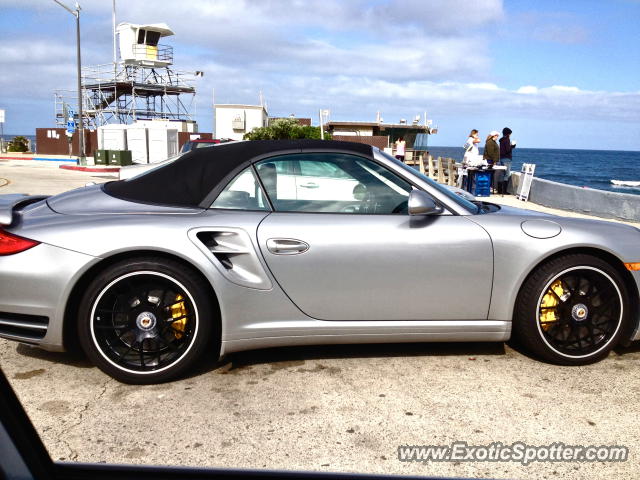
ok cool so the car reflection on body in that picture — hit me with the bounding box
[0,139,639,383]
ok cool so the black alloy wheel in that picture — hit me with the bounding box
[78,258,216,383]
[514,254,632,365]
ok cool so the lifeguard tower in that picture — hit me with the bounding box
[116,23,174,68]
[55,21,198,128]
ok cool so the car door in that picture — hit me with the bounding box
[255,152,494,321]
[294,159,359,201]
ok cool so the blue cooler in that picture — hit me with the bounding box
[470,170,492,197]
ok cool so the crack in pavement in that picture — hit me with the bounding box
[57,377,113,461]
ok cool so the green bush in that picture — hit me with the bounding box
[7,136,30,152]
[244,118,330,141]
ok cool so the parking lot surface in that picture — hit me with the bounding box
[2,161,640,479]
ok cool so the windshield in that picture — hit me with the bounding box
[194,142,219,148]
[376,149,480,213]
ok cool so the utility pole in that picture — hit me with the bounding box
[113,0,118,122]
[54,0,84,163]
[319,109,329,140]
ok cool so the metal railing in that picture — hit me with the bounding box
[131,43,173,64]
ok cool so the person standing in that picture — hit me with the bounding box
[498,127,516,194]
[483,131,500,193]
[483,131,500,166]
[395,137,406,162]
[463,129,481,165]
[459,129,481,187]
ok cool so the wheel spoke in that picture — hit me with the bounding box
[94,324,130,330]
[117,341,137,364]
[166,314,190,323]
[591,296,617,317]
[139,339,146,367]
[560,278,576,297]
[155,333,179,352]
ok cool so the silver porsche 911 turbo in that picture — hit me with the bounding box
[1,140,639,383]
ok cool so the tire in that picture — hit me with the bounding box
[513,254,631,365]
[78,257,217,384]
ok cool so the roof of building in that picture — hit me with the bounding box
[214,104,267,111]
[116,23,174,37]
[327,121,429,130]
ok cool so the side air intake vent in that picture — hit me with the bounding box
[0,312,48,341]
[189,228,272,290]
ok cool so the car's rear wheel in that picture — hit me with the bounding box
[78,258,216,384]
[514,254,631,365]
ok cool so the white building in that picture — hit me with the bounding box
[214,104,268,141]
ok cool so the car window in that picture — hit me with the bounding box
[255,153,412,214]
[375,149,479,213]
[274,159,297,175]
[194,142,217,148]
[299,160,351,178]
[211,166,270,211]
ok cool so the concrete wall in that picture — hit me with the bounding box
[509,172,640,222]
[36,128,98,156]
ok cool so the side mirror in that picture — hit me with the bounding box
[408,190,443,216]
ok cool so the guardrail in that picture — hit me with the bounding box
[509,173,640,222]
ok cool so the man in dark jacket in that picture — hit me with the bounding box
[499,127,515,160]
[497,127,516,194]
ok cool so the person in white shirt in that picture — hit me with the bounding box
[459,129,482,187]
[395,137,406,161]
[463,129,481,164]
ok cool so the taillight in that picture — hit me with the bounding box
[0,230,40,256]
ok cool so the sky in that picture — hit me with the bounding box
[0,0,639,150]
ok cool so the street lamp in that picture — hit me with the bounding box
[319,109,330,140]
[53,0,84,163]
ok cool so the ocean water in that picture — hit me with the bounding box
[424,146,640,195]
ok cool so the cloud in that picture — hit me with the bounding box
[510,11,590,45]
[1,0,637,149]
[517,86,538,94]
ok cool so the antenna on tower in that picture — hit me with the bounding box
[112,0,117,65]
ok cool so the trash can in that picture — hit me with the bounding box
[108,150,133,166]
[469,169,493,197]
[94,149,109,165]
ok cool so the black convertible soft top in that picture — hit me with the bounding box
[104,139,373,208]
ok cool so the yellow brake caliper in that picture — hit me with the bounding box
[539,280,564,331]
[169,294,188,339]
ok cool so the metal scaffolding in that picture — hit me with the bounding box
[55,60,197,129]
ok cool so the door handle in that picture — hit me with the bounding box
[299,182,319,188]
[266,238,310,255]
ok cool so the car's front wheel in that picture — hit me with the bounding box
[78,257,216,384]
[514,254,632,365]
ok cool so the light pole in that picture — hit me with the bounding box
[54,0,84,163]
[319,109,329,140]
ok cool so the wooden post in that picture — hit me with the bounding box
[437,157,445,184]
[418,153,425,175]
[428,154,434,179]
[447,158,456,186]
